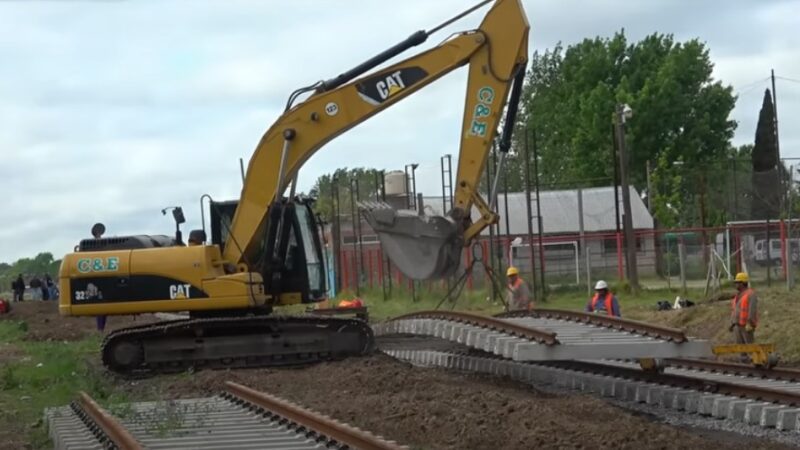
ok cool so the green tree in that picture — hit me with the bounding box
[751,89,781,220]
[516,30,737,226]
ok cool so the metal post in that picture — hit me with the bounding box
[447,154,454,210]
[486,151,497,300]
[612,123,621,235]
[767,218,772,287]
[503,155,511,240]
[578,188,590,294]
[678,237,687,294]
[524,126,537,294]
[532,129,546,301]
[332,177,341,293]
[239,158,245,184]
[646,160,653,215]
[615,105,640,291]
[349,177,360,296]
[354,178,365,285]
[379,170,392,299]
[788,165,794,290]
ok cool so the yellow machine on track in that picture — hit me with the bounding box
[58,0,530,375]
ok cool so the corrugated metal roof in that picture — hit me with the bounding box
[418,186,653,235]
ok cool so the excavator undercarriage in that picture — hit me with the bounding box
[101,315,374,376]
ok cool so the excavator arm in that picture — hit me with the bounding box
[224,0,529,280]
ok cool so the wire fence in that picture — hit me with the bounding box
[320,154,800,300]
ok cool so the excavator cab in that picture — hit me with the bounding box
[209,198,326,304]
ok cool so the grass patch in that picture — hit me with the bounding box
[0,321,113,449]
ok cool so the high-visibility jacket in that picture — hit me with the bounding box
[507,278,530,309]
[731,289,757,326]
[591,292,617,317]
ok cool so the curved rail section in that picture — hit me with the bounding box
[386,348,800,433]
[496,309,687,343]
[375,310,711,361]
[46,386,406,450]
[391,310,559,344]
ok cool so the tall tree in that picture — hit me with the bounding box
[750,89,781,220]
[515,31,737,226]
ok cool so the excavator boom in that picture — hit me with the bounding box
[224,0,529,280]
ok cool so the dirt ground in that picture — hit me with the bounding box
[1,301,794,450]
[2,300,158,341]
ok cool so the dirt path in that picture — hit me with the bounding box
[1,300,158,341]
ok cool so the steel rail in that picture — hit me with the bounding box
[72,392,144,450]
[666,358,800,382]
[544,360,800,406]
[390,310,559,345]
[496,309,687,343]
[224,381,406,450]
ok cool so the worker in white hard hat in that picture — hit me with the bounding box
[585,280,621,317]
[505,266,532,311]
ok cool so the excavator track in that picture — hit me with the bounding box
[100,315,375,377]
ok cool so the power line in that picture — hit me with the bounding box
[734,76,770,94]
[776,75,800,85]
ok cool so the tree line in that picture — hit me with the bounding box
[0,253,60,293]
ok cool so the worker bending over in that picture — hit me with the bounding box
[586,280,621,317]
[729,272,758,345]
[505,267,532,311]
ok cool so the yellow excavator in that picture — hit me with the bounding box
[58,0,529,375]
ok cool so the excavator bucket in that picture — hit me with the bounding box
[359,201,462,280]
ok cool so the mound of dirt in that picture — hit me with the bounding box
[113,355,788,450]
[0,300,158,341]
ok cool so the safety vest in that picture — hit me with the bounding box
[591,292,616,317]
[731,289,757,326]
[508,278,523,291]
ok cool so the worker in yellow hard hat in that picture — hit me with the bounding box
[729,272,758,361]
[505,266,532,311]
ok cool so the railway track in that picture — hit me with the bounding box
[46,382,407,450]
[376,310,800,433]
[373,309,712,361]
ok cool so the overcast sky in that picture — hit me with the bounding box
[1,0,798,263]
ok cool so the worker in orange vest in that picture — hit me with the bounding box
[586,280,621,317]
[505,266,532,311]
[729,272,758,345]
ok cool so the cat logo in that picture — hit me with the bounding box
[169,283,192,299]
[356,66,428,105]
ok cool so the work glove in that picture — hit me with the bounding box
[728,323,736,332]
[745,323,755,332]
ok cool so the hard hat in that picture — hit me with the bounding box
[734,272,749,283]
[594,280,608,290]
[506,267,519,277]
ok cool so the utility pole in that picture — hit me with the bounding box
[772,69,785,211]
[772,69,781,161]
[615,103,640,292]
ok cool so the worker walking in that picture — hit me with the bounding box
[505,267,532,311]
[729,272,758,346]
[586,280,621,317]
